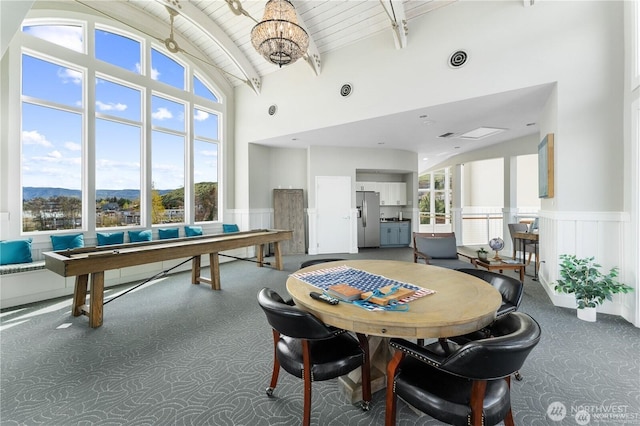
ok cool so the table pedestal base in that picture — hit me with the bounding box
[337,335,393,403]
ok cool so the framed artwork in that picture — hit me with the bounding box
[538,133,554,198]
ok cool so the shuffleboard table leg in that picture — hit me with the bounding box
[256,244,264,267]
[273,241,283,271]
[89,271,104,328]
[73,274,89,317]
[192,255,201,284]
[210,253,220,290]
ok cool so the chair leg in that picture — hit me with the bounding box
[470,380,487,426]
[301,340,313,426]
[385,350,405,426]
[266,329,280,396]
[356,333,372,410]
[504,376,515,426]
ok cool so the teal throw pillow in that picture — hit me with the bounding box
[222,224,239,233]
[51,234,84,251]
[0,239,33,265]
[158,228,179,240]
[128,230,152,242]
[96,232,124,246]
[184,226,203,237]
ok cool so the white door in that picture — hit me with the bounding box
[316,176,351,254]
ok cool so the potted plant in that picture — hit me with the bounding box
[554,254,633,322]
[476,247,489,262]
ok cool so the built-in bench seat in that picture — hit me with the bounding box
[0,260,46,275]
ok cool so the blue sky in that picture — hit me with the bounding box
[21,24,219,192]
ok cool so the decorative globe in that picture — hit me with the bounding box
[489,237,505,251]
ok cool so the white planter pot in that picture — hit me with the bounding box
[577,307,597,322]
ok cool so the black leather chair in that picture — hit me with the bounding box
[257,288,372,426]
[385,312,541,426]
[456,268,523,318]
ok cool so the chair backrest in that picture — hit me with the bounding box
[456,268,523,312]
[413,232,458,259]
[441,312,541,380]
[508,223,528,240]
[257,288,336,340]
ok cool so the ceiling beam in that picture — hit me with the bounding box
[157,0,262,94]
[380,0,407,49]
[292,1,322,76]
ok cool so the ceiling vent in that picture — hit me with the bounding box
[268,105,277,116]
[438,132,457,138]
[448,50,468,68]
[340,83,353,97]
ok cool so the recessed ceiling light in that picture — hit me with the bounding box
[291,137,299,141]
[419,114,428,119]
[422,157,429,161]
[458,127,506,140]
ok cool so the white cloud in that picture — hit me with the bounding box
[152,107,173,120]
[22,130,53,147]
[135,63,160,80]
[48,150,62,159]
[199,149,217,157]
[57,68,82,85]
[24,25,83,52]
[96,101,128,112]
[194,110,210,121]
[64,142,81,151]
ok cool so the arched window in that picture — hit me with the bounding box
[19,18,223,233]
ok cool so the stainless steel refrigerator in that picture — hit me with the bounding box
[356,191,380,248]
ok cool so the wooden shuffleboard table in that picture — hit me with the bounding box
[44,229,292,328]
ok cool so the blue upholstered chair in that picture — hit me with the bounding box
[412,232,470,269]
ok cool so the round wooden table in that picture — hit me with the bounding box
[286,259,502,339]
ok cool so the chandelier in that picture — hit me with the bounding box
[251,0,309,67]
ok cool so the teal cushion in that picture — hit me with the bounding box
[51,234,84,251]
[184,226,203,237]
[0,239,33,265]
[222,224,239,233]
[96,232,124,246]
[416,236,458,259]
[158,228,179,240]
[128,230,152,242]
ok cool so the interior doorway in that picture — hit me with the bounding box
[315,176,351,254]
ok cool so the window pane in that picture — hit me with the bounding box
[96,119,141,228]
[22,54,82,107]
[194,108,219,140]
[95,78,141,121]
[152,131,184,224]
[194,140,218,222]
[23,24,83,53]
[194,75,219,102]
[22,103,82,232]
[434,173,445,190]
[152,95,185,132]
[151,48,184,89]
[95,29,141,74]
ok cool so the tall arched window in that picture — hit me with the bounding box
[19,18,223,234]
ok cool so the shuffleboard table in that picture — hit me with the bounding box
[44,229,292,328]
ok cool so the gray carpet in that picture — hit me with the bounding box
[1,247,639,425]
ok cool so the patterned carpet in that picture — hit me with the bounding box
[1,247,639,425]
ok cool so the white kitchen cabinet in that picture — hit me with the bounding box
[378,182,406,206]
[355,181,378,191]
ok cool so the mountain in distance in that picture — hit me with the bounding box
[23,187,172,201]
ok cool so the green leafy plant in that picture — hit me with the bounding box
[554,254,633,309]
[477,248,488,254]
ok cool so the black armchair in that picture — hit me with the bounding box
[385,312,541,426]
[257,288,372,426]
[456,268,523,318]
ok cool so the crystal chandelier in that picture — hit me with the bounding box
[251,0,309,67]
